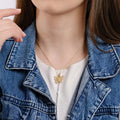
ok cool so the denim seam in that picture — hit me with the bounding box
[5,41,16,69]
[90,88,111,120]
[95,107,120,115]
[2,94,55,114]
[87,78,111,119]
[111,44,120,63]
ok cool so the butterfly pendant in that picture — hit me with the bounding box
[54,73,64,84]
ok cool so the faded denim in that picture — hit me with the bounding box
[0,21,120,120]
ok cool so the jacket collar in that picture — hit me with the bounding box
[87,34,120,79]
[5,20,120,79]
[5,21,36,70]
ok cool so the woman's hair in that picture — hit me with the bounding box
[14,0,120,50]
[14,0,36,31]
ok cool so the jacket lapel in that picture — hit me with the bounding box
[23,64,55,104]
[67,66,111,120]
[67,34,120,119]
[5,21,55,105]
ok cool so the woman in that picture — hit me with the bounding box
[0,0,120,119]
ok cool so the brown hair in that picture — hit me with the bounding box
[14,0,120,50]
[14,0,36,30]
[89,0,120,52]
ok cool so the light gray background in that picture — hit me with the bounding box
[0,0,17,20]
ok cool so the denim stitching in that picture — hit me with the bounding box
[2,94,55,114]
[95,107,120,116]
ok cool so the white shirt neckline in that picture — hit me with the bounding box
[36,54,88,120]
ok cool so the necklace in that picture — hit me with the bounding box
[36,39,82,84]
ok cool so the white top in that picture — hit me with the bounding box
[36,55,88,120]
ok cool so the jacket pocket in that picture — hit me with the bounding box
[93,107,120,120]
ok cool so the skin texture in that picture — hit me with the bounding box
[32,0,88,69]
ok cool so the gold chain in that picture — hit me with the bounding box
[36,39,82,83]
[36,40,82,69]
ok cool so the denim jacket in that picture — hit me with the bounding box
[0,21,120,120]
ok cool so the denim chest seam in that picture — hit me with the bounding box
[2,94,55,114]
[95,107,120,116]
[5,41,17,68]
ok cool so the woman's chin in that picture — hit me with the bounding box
[32,0,84,16]
[39,5,69,15]
[42,9,69,16]
[38,5,78,16]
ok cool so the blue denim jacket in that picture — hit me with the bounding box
[0,21,120,120]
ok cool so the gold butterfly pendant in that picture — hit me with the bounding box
[54,73,64,84]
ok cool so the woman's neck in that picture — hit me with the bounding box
[35,2,88,69]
